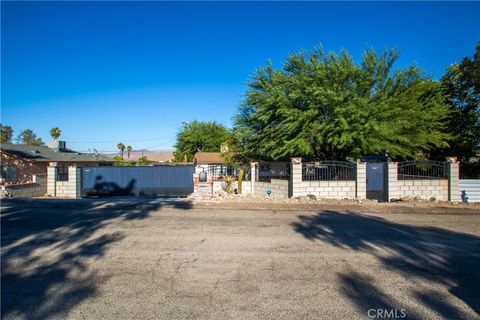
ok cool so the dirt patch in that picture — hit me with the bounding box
[191,194,480,215]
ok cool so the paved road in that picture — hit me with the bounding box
[2,199,479,319]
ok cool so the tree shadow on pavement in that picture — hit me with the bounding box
[292,211,480,319]
[1,198,192,320]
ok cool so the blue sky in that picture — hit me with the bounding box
[2,1,479,152]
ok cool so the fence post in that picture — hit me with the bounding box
[250,162,257,195]
[68,166,82,199]
[47,165,57,197]
[387,162,400,202]
[448,158,460,202]
[356,161,367,199]
[290,157,302,198]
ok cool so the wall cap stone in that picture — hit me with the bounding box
[291,158,302,164]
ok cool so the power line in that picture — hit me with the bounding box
[143,138,177,150]
[69,137,175,144]
[76,138,177,153]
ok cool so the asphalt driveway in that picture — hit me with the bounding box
[1,198,479,319]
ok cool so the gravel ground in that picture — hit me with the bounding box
[1,198,479,320]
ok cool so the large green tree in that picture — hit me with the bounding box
[437,43,480,162]
[1,124,13,144]
[16,129,44,146]
[174,121,231,162]
[234,46,451,160]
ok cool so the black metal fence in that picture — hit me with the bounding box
[302,161,356,181]
[256,161,290,182]
[203,165,251,181]
[398,160,448,180]
[460,162,480,179]
[57,165,69,181]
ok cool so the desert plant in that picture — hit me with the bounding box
[137,156,151,165]
[237,169,244,194]
[221,176,236,194]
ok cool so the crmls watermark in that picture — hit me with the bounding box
[367,309,407,319]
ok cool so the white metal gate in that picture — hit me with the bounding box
[82,165,194,197]
[459,180,480,203]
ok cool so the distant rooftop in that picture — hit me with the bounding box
[0,143,114,163]
[126,150,174,162]
[193,152,224,165]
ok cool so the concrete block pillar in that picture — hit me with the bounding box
[290,157,303,198]
[68,166,82,198]
[47,166,57,197]
[387,162,400,202]
[448,160,460,202]
[251,162,258,182]
[192,171,213,198]
[356,161,366,199]
[250,162,258,195]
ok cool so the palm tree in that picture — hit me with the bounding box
[127,145,132,160]
[117,143,125,159]
[50,127,61,141]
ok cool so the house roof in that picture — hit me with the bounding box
[126,150,174,162]
[0,143,115,163]
[194,152,224,164]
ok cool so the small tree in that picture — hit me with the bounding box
[117,143,125,159]
[0,124,13,144]
[113,155,136,166]
[137,156,151,165]
[127,145,133,160]
[16,129,44,146]
[174,120,232,162]
[50,127,62,141]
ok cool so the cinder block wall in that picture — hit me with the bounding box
[242,162,289,197]
[291,158,302,197]
[356,162,366,199]
[448,162,460,202]
[47,166,81,198]
[387,162,400,201]
[241,181,252,194]
[396,179,449,201]
[387,161,459,202]
[240,179,289,198]
[2,174,46,198]
[253,179,289,198]
[294,180,356,199]
[291,158,357,199]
